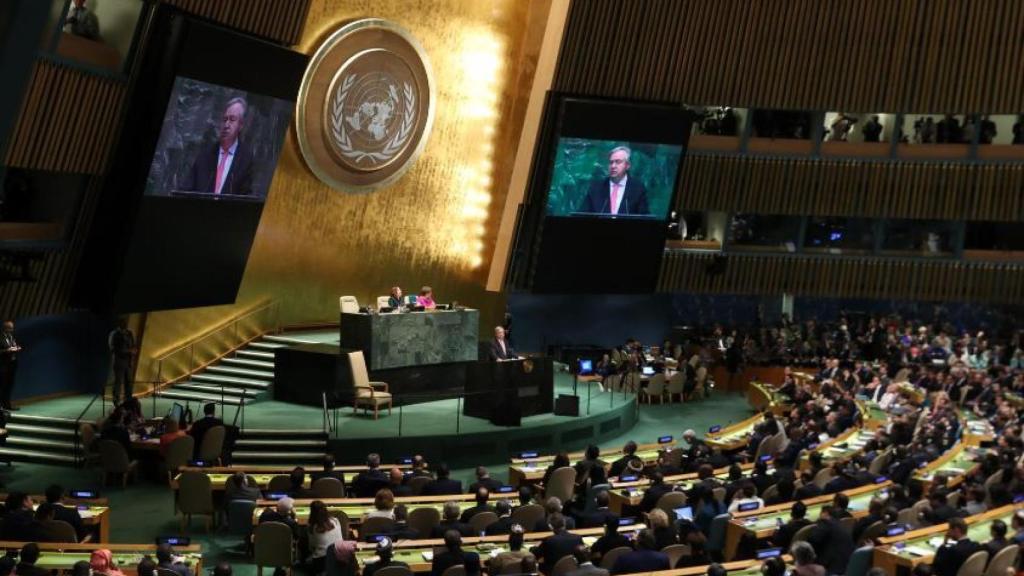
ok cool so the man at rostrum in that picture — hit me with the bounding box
[576,146,649,216]
[489,326,517,361]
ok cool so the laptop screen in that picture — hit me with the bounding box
[756,548,781,559]
[738,501,761,512]
[578,359,593,375]
[642,366,655,376]
[673,506,693,521]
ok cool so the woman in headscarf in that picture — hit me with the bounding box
[90,549,126,576]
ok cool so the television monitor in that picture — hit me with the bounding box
[756,548,782,559]
[546,138,682,219]
[578,359,593,375]
[70,490,98,499]
[167,402,184,423]
[641,366,655,376]
[144,77,293,201]
[738,501,761,512]
[156,536,190,546]
[658,435,673,444]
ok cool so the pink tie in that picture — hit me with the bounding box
[611,183,621,214]
[214,150,227,194]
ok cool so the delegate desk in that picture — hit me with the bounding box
[913,442,982,491]
[353,524,646,573]
[507,441,675,487]
[252,494,486,529]
[0,542,202,575]
[704,413,763,452]
[464,357,554,425]
[172,465,413,493]
[340,309,479,371]
[606,463,765,514]
[873,504,1020,575]
[2,494,111,543]
[723,481,892,560]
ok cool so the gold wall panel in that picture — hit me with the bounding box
[136,0,553,382]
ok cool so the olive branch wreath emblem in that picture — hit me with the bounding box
[329,73,416,166]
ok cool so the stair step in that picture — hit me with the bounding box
[158,390,243,406]
[6,436,79,452]
[207,365,275,379]
[250,341,287,350]
[192,374,271,388]
[222,357,275,370]
[5,423,78,437]
[8,413,79,427]
[235,439,327,448]
[0,447,78,464]
[174,383,260,399]
[261,334,314,344]
[236,349,275,360]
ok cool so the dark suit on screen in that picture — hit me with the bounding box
[576,176,650,215]
[181,139,255,196]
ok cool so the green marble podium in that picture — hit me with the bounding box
[339,309,480,371]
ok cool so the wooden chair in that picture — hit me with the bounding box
[985,545,1019,576]
[791,523,816,544]
[360,516,395,537]
[654,491,687,518]
[311,477,345,498]
[407,506,441,536]
[162,435,194,485]
[198,425,226,465]
[468,511,498,535]
[599,547,631,569]
[347,351,392,419]
[666,372,686,402]
[641,373,667,404]
[545,467,575,503]
[406,476,432,495]
[440,565,465,576]
[550,555,577,576]
[255,521,295,576]
[98,440,137,487]
[661,544,690,567]
[178,471,215,532]
[42,520,78,543]
[510,503,544,529]
[266,475,291,493]
[955,550,988,576]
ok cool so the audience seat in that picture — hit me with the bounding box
[599,547,631,569]
[440,565,465,576]
[339,296,359,314]
[510,503,544,529]
[255,521,295,576]
[407,506,440,536]
[985,545,1019,576]
[662,544,690,567]
[843,545,873,576]
[178,471,215,532]
[956,551,988,576]
[348,350,392,419]
[545,467,575,503]
[163,436,195,484]
[311,477,345,498]
[98,439,138,487]
[406,476,432,495]
[42,519,78,543]
[267,475,291,493]
[360,516,394,537]
[666,372,685,402]
[550,555,577,576]
[468,511,498,534]
[198,425,226,465]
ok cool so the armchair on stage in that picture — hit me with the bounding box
[346,350,393,419]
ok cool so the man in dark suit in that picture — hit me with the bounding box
[386,505,421,540]
[388,468,413,497]
[933,517,981,576]
[770,501,811,551]
[565,545,609,576]
[804,506,854,576]
[530,514,583,575]
[577,491,617,529]
[608,441,638,478]
[485,500,516,535]
[310,454,346,485]
[431,501,474,538]
[610,530,670,574]
[421,463,463,496]
[983,519,1011,560]
[460,487,495,523]
[180,97,255,196]
[468,466,503,493]
[639,472,675,513]
[489,327,517,361]
[431,531,476,576]
[576,147,650,216]
[186,403,223,459]
[351,453,389,497]
[0,320,20,410]
[44,485,83,539]
[14,543,49,576]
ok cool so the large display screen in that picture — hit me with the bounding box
[546,137,682,219]
[144,77,292,200]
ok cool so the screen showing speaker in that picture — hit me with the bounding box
[144,77,293,201]
[545,138,682,219]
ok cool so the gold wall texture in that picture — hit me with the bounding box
[136,0,552,382]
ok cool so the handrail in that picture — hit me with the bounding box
[153,299,278,362]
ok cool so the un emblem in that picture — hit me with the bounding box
[297,20,434,192]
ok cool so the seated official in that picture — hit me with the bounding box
[99,408,133,455]
[136,557,156,576]
[310,454,346,485]
[402,455,433,484]
[387,505,420,540]
[608,441,639,478]
[187,403,223,459]
[983,519,1012,560]
[431,531,476,576]
[468,466,503,493]
[421,463,462,495]
[158,417,186,457]
[224,472,262,506]
[363,537,408,576]
[639,471,675,513]
[534,497,576,531]
[258,496,300,539]
[287,467,314,499]
[591,515,632,565]
[156,544,193,576]
[771,501,811,551]
[386,286,405,309]
[2,492,50,542]
[489,326,517,361]
[789,541,827,576]
[45,484,84,539]
[366,489,396,520]
[610,529,669,575]
[487,524,535,574]
[417,286,437,310]
[431,501,474,538]
[933,517,980,576]
[460,487,495,523]
[575,444,608,488]
[566,545,608,576]
[485,500,516,535]
[804,506,854,576]
[647,509,678,550]
[387,467,412,497]
[530,513,583,575]
[17,543,52,576]
[352,453,389,497]
[577,490,616,528]
[727,482,764,514]
[306,500,344,573]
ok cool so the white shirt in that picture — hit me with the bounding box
[609,176,628,214]
[215,140,239,195]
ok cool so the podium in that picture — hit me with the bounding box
[463,357,554,426]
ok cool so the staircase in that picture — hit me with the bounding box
[156,335,291,406]
[0,413,83,465]
[231,428,331,467]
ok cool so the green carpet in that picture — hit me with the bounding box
[4,388,754,575]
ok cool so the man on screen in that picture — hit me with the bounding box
[577,146,649,215]
[181,97,255,196]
